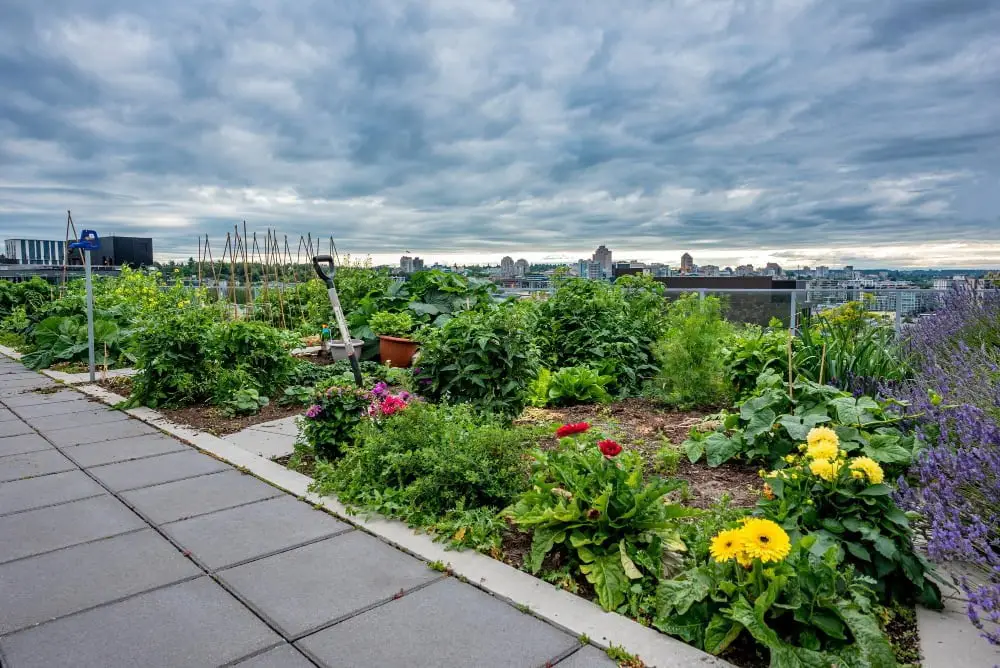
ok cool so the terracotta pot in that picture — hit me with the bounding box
[378,335,419,368]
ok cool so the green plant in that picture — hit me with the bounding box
[505,425,694,612]
[646,295,732,408]
[299,385,373,460]
[279,385,315,406]
[723,321,790,398]
[221,387,269,416]
[794,318,911,393]
[683,370,918,472]
[126,308,217,408]
[368,310,415,338]
[543,366,612,406]
[656,532,897,666]
[21,316,125,370]
[527,368,553,407]
[414,303,540,416]
[758,435,941,608]
[209,320,294,390]
[654,440,682,476]
[313,402,534,527]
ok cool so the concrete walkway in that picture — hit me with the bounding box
[0,360,615,668]
[226,415,299,459]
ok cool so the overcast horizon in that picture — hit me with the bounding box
[1,1,998,269]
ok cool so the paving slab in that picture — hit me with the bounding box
[42,418,158,446]
[0,577,282,668]
[24,407,128,431]
[251,416,300,436]
[0,495,145,564]
[0,470,106,516]
[8,398,105,418]
[162,495,350,570]
[0,433,52,458]
[0,419,32,438]
[297,578,578,668]
[61,433,188,468]
[226,428,297,459]
[87,449,231,491]
[0,389,82,407]
[0,407,18,421]
[557,646,618,667]
[219,532,440,638]
[0,528,202,635]
[122,469,284,525]
[232,644,317,667]
[0,449,76,483]
[918,597,1000,668]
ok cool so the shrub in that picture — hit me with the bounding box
[209,320,294,389]
[299,385,376,460]
[126,309,217,407]
[757,427,940,607]
[21,315,126,371]
[313,402,533,526]
[646,295,732,408]
[414,303,540,416]
[368,310,415,338]
[505,424,694,612]
[794,318,910,395]
[722,321,790,398]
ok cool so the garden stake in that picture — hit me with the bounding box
[787,330,794,400]
[819,342,827,386]
[68,228,100,382]
[312,254,363,387]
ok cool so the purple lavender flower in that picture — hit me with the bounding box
[305,404,323,419]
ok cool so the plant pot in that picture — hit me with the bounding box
[378,335,419,368]
[324,338,365,361]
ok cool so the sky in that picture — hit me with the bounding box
[1,0,999,269]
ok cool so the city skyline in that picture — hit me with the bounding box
[1,2,999,266]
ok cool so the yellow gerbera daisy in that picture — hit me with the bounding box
[709,528,746,562]
[807,426,839,449]
[806,440,839,461]
[740,518,791,563]
[849,456,885,485]
[809,457,842,482]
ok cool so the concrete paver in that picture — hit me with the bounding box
[556,646,618,667]
[42,418,158,447]
[0,433,52,457]
[233,644,318,667]
[218,532,440,638]
[87,449,231,491]
[61,433,188,468]
[0,470,106,516]
[0,529,201,634]
[122,469,284,524]
[9,398,106,418]
[22,407,129,430]
[227,427,298,459]
[162,495,350,570]
[918,597,1000,668]
[0,419,33,438]
[0,495,145,564]
[296,577,580,668]
[0,448,76,482]
[1,389,81,407]
[0,577,282,668]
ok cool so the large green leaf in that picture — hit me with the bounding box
[580,552,628,611]
[862,433,912,465]
[728,598,833,668]
[835,603,897,667]
[778,413,831,440]
[746,407,778,439]
[656,568,713,616]
[705,432,743,467]
[830,396,880,426]
[526,526,565,573]
[704,614,742,655]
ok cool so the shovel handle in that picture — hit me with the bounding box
[312,255,335,288]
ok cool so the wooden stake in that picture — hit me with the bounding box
[787,329,794,400]
[819,343,827,386]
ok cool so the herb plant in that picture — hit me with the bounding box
[368,311,415,338]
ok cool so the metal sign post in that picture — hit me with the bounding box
[69,230,100,382]
[311,255,363,387]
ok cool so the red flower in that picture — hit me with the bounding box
[555,422,591,438]
[598,439,622,458]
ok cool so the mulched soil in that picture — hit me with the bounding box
[94,375,304,437]
[884,604,922,666]
[517,398,761,509]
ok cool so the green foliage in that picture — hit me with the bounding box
[683,371,918,471]
[0,277,53,317]
[21,316,126,370]
[654,440,683,476]
[414,302,540,416]
[794,319,911,391]
[655,537,897,667]
[313,402,534,527]
[536,277,666,395]
[723,322,791,398]
[221,387,269,416]
[647,295,732,408]
[210,319,294,387]
[299,385,372,460]
[368,310,415,338]
[505,430,694,612]
[539,366,613,407]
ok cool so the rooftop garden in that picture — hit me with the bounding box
[1,266,996,667]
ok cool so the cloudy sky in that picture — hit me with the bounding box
[1,0,999,268]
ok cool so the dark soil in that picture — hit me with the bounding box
[517,398,760,508]
[293,352,338,367]
[273,452,317,478]
[719,633,768,668]
[95,375,133,396]
[884,603,922,666]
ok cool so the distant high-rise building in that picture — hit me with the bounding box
[680,253,694,274]
[700,264,720,277]
[764,262,782,276]
[399,256,414,273]
[413,257,424,271]
[592,245,613,278]
[735,264,755,276]
[514,258,529,276]
[577,259,603,279]
[500,256,515,277]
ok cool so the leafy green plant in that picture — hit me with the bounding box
[656,533,897,667]
[544,366,612,406]
[368,310,415,338]
[646,295,732,408]
[794,319,911,393]
[126,308,217,407]
[209,320,294,389]
[299,385,373,460]
[505,425,694,612]
[414,302,540,416]
[221,387,269,416]
[654,440,683,476]
[527,368,553,407]
[21,316,124,370]
[683,370,918,471]
[313,402,534,527]
[723,321,790,398]
[280,385,315,406]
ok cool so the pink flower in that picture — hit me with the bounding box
[305,404,323,419]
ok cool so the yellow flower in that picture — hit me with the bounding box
[758,469,767,478]
[807,426,839,449]
[710,529,746,562]
[784,454,796,464]
[740,519,791,563]
[852,470,865,480]
[736,551,753,568]
[849,457,885,485]
[809,458,842,482]
[806,439,839,461]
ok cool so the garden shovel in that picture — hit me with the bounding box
[311,255,363,387]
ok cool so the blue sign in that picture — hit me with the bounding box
[70,229,100,251]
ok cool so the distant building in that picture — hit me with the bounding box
[514,258,529,277]
[699,264,720,277]
[592,245,613,278]
[577,259,603,280]
[399,256,413,273]
[5,239,67,265]
[764,262,782,276]
[500,256,515,277]
[680,253,693,274]
[735,264,755,276]
[413,257,424,272]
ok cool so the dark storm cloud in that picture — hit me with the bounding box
[0,0,998,265]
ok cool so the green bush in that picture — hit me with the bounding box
[505,425,694,612]
[21,315,126,371]
[646,295,732,408]
[312,402,533,526]
[723,321,790,398]
[414,303,540,416]
[209,319,294,389]
[368,311,415,338]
